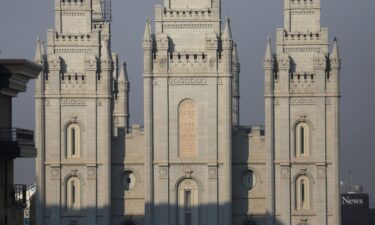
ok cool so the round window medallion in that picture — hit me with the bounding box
[122,171,136,190]
[242,170,256,190]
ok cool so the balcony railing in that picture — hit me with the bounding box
[7,184,27,209]
[0,128,35,158]
[0,128,34,144]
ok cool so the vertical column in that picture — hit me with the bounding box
[330,43,341,225]
[264,39,275,225]
[98,49,112,225]
[143,19,154,225]
[221,19,233,224]
[276,56,291,225]
[223,77,232,225]
[144,76,154,225]
[35,41,46,225]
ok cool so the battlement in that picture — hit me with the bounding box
[288,0,319,8]
[150,50,234,74]
[47,30,100,48]
[276,28,328,45]
[161,7,214,20]
[61,0,86,9]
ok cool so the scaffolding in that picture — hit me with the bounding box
[101,0,112,22]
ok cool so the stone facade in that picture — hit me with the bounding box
[35,0,341,225]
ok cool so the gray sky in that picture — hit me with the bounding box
[1,0,375,206]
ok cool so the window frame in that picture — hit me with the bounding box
[66,123,81,159]
[66,177,81,210]
[295,122,310,158]
[295,175,310,211]
[178,179,199,225]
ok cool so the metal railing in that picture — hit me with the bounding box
[0,128,34,144]
[7,184,27,209]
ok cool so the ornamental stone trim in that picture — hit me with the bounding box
[285,47,321,53]
[168,78,207,85]
[291,10,314,15]
[290,98,315,105]
[164,24,213,29]
[61,99,87,106]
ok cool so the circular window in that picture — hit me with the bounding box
[122,171,136,190]
[242,170,256,190]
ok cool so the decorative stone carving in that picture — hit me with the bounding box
[281,167,290,179]
[159,166,169,179]
[290,98,315,105]
[208,165,218,179]
[61,99,87,106]
[179,99,197,157]
[184,167,193,178]
[50,168,60,180]
[169,78,207,85]
[87,166,96,180]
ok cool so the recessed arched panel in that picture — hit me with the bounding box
[179,99,197,157]
[178,179,199,225]
[66,176,81,210]
[295,175,311,211]
[66,123,81,159]
[295,122,310,158]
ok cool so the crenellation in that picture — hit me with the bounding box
[161,7,213,19]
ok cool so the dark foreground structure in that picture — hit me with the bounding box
[341,193,375,225]
[0,59,42,225]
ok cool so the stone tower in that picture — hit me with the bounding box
[264,0,341,225]
[143,0,239,224]
[34,0,128,224]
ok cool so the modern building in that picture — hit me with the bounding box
[0,59,42,225]
[34,0,341,225]
[341,193,369,225]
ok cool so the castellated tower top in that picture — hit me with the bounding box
[154,0,221,51]
[275,0,328,73]
[284,0,321,33]
[55,0,111,34]
[163,0,220,11]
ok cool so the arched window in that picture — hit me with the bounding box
[66,177,80,210]
[296,176,310,210]
[179,99,197,157]
[178,179,199,225]
[295,122,310,157]
[66,123,80,158]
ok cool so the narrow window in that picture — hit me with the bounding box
[296,122,309,157]
[178,179,198,225]
[301,180,305,206]
[67,124,80,159]
[185,190,192,225]
[296,176,310,210]
[300,126,305,155]
[71,128,76,156]
[67,177,80,210]
[71,180,76,205]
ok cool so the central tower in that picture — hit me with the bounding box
[143,0,239,224]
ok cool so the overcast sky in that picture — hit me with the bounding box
[1,0,375,206]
